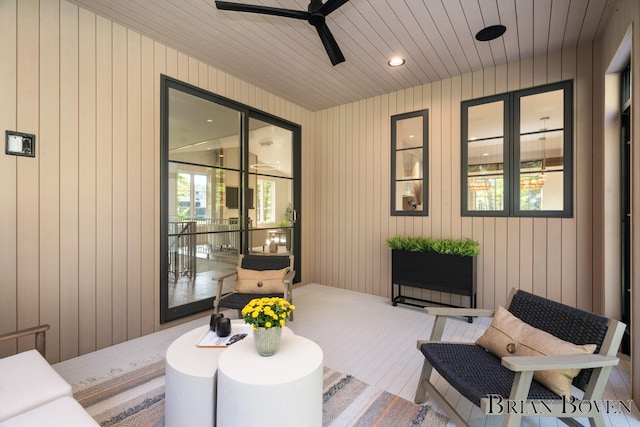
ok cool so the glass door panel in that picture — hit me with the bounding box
[164,84,243,317]
[247,117,294,255]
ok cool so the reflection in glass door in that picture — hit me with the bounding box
[247,116,295,260]
[161,76,300,322]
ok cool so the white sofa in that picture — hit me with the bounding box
[0,328,98,426]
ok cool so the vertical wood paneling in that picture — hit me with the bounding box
[78,8,97,355]
[127,30,142,340]
[311,45,598,317]
[39,0,61,361]
[364,98,374,295]
[331,106,340,290]
[140,35,156,335]
[6,0,625,367]
[15,0,40,353]
[356,100,367,293]
[493,64,508,308]
[561,46,578,307]
[575,44,594,311]
[111,22,128,345]
[374,96,384,296]
[0,0,17,354]
[546,49,563,304]
[59,0,80,360]
[1,0,314,361]
[379,94,390,298]
[95,15,113,351]
[343,103,352,292]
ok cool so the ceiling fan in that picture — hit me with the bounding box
[215,0,350,66]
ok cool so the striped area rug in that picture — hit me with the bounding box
[72,358,449,427]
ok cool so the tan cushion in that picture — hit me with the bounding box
[476,305,597,396]
[235,267,288,294]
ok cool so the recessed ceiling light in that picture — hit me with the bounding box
[388,57,405,67]
[475,25,506,42]
[206,119,213,123]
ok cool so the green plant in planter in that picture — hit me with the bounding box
[385,236,479,257]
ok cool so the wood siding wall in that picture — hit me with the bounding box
[1,0,636,375]
[0,0,313,363]
[309,46,597,313]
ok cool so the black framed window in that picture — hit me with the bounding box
[391,109,428,216]
[461,80,573,217]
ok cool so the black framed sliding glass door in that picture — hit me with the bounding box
[160,76,301,323]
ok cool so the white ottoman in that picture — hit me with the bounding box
[165,322,295,427]
[0,397,99,427]
[217,334,323,427]
[0,350,72,422]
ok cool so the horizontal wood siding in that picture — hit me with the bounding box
[0,0,313,363]
[311,48,595,312]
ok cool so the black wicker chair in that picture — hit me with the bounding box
[212,254,295,318]
[414,288,626,427]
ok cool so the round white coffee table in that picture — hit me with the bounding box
[165,321,293,427]
[216,334,323,427]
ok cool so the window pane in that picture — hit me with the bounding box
[395,180,423,212]
[248,119,293,179]
[520,170,564,211]
[468,101,503,140]
[467,176,504,211]
[466,135,504,212]
[519,89,564,134]
[519,96,564,211]
[396,116,423,149]
[391,109,428,216]
[395,148,423,180]
[168,88,241,169]
[177,173,191,219]
[257,180,275,223]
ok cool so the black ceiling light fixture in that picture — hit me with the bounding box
[475,24,506,42]
[215,0,350,66]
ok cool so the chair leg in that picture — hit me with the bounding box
[414,358,435,404]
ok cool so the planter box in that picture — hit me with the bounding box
[391,250,477,316]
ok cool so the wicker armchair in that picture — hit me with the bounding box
[212,254,295,318]
[414,288,626,427]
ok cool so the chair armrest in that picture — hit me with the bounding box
[211,269,237,282]
[424,307,495,318]
[283,270,295,302]
[283,269,295,283]
[212,269,237,313]
[502,354,619,372]
[0,325,50,356]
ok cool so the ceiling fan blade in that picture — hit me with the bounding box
[215,1,309,20]
[314,22,345,66]
[318,0,350,16]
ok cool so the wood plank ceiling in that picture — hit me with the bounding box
[67,0,616,111]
